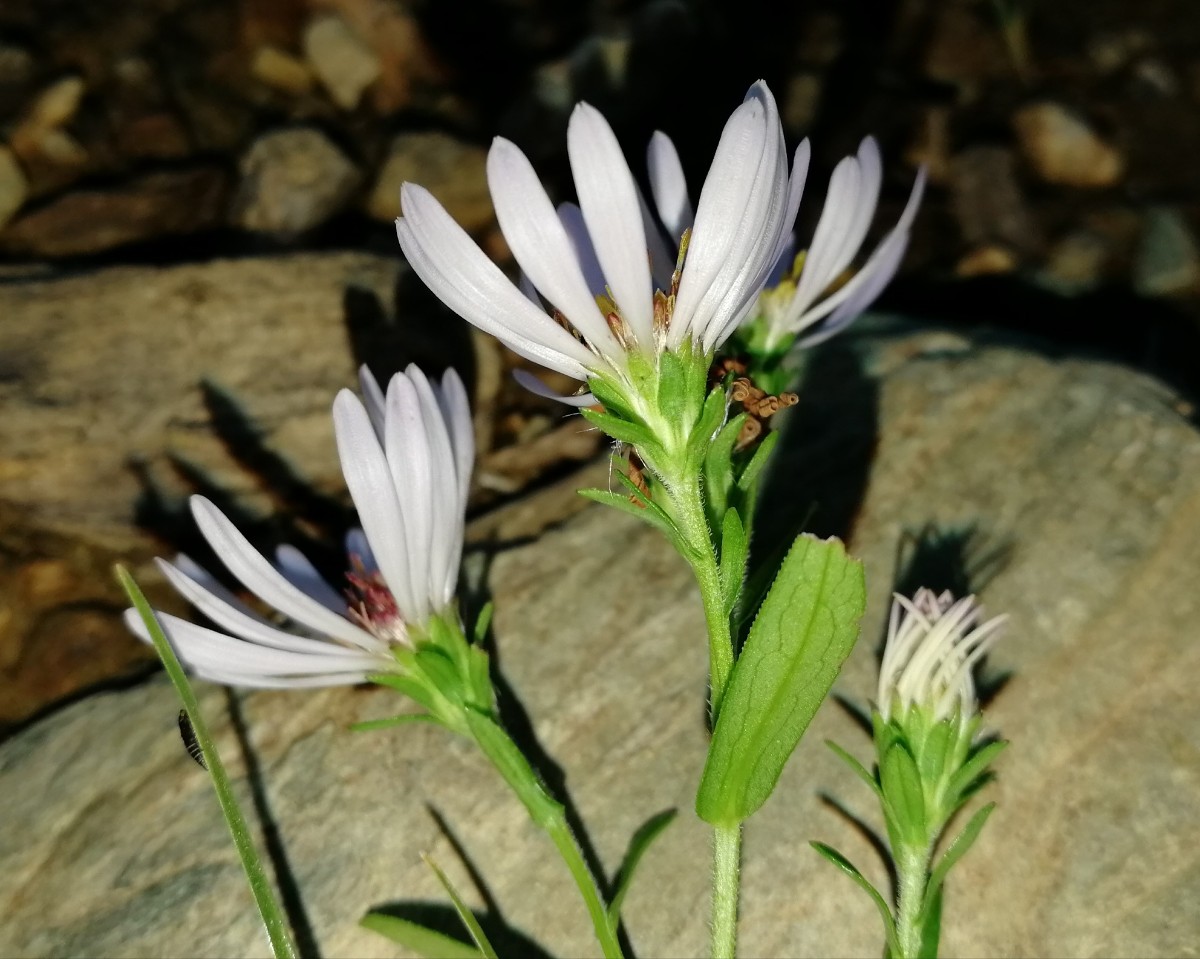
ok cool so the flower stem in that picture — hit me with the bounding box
[895,846,933,959]
[711,822,742,959]
[467,710,623,959]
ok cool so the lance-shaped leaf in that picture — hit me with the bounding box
[360,914,482,959]
[696,535,865,824]
[607,808,678,925]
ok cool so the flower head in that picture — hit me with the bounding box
[125,365,474,688]
[750,137,926,352]
[395,81,807,404]
[877,588,1007,726]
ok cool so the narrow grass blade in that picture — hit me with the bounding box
[116,566,297,959]
[422,854,499,959]
[360,914,481,959]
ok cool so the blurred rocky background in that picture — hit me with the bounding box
[1,1,1199,954]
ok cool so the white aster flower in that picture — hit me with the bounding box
[752,136,926,351]
[125,365,474,688]
[877,588,1007,725]
[395,80,808,405]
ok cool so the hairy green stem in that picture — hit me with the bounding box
[711,822,742,959]
[895,846,933,959]
[470,714,623,959]
[663,475,743,958]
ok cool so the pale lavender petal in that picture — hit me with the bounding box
[274,545,348,616]
[157,557,381,654]
[397,183,593,378]
[568,103,654,347]
[358,366,387,440]
[513,369,597,407]
[488,138,623,357]
[189,496,375,649]
[557,203,608,297]
[669,90,771,348]
[647,131,694,243]
[345,527,377,573]
[332,390,419,618]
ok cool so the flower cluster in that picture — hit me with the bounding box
[126,365,473,688]
[877,588,1008,728]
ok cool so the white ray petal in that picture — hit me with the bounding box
[332,390,419,618]
[358,366,387,439]
[397,184,593,378]
[568,103,654,347]
[647,131,694,243]
[792,167,926,336]
[192,667,374,689]
[487,138,623,358]
[435,367,475,511]
[157,558,380,654]
[557,202,608,297]
[669,91,771,348]
[189,496,375,649]
[513,369,597,406]
[127,610,382,676]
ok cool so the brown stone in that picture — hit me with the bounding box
[1013,102,1125,188]
[0,168,229,257]
[368,131,491,232]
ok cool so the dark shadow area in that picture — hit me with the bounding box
[817,792,898,898]
[226,689,322,959]
[735,340,879,650]
[367,900,552,959]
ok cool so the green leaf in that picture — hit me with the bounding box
[695,535,866,824]
[736,429,779,496]
[607,808,678,925]
[580,408,656,449]
[656,349,689,427]
[810,843,899,957]
[349,714,438,733]
[826,740,883,799]
[116,566,298,959]
[923,802,996,915]
[578,488,688,557]
[360,914,482,959]
[587,373,638,422]
[422,855,499,959]
[718,508,749,613]
[880,741,927,849]
[917,719,956,787]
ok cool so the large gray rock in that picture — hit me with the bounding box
[2,326,1198,958]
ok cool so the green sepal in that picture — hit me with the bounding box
[736,429,778,496]
[696,534,866,824]
[412,645,464,702]
[349,714,439,733]
[464,708,562,829]
[472,602,494,645]
[718,508,749,614]
[587,372,639,423]
[422,854,499,959]
[655,349,690,428]
[880,740,927,850]
[579,487,689,557]
[703,413,744,522]
[465,645,495,712]
[687,387,731,467]
[360,914,482,959]
[810,842,900,958]
[916,718,957,789]
[369,672,444,717]
[922,801,996,916]
[607,808,678,925]
[580,407,656,449]
[826,740,883,799]
[946,740,1008,810]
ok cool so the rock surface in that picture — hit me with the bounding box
[1013,102,1125,188]
[367,132,491,232]
[2,325,1198,958]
